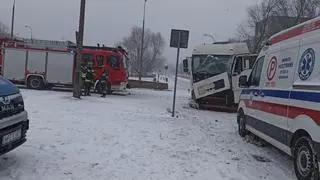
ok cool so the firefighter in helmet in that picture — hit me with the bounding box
[86,66,95,96]
[81,64,94,96]
[98,70,109,98]
[80,64,88,96]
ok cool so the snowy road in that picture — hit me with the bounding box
[0,80,296,179]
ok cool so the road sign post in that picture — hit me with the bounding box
[170,29,189,117]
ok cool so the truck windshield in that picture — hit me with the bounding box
[192,55,231,75]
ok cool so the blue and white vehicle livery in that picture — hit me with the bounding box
[0,76,29,155]
[237,17,320,180]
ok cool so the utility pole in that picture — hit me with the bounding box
[139,0,147,81]
[10,0,16,41]
[73,0,86,98]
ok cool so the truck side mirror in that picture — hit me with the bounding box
[183,59,189,73]
[239,75,248,87]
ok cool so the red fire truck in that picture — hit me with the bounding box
[0,42,129,93]
[78,46,129,93]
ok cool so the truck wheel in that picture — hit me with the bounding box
[27,76,44,90]
[191,90,196,100]
[226,90,235,106]
[238,111,248,137]
[293,136,319,180]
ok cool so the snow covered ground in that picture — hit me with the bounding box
[0,78,296,180]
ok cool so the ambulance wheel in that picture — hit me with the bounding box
[27,76,44,90]
[293,136,319,180]
[237,111,248,138]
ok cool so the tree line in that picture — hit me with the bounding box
[0,20,9,35]
[118,26,166,77]
[2,0,320,76]
[238,0,320,53]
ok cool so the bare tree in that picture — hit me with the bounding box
[119,26,166,76]
[237,0,287,53]
[0,20,9,35]
[291,0,320,22]
[237,0,319,53]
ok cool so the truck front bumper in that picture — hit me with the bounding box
[0,119,29,156]
[111,82,128,91]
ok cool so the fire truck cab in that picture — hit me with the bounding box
[79,46,129,93]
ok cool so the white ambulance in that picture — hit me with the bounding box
[237,16,320,179]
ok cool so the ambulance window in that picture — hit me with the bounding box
[96,55,104,66]
[251,56,265,86]
[249,57,257,68]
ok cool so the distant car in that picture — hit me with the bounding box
[237,16,320,180]
[0,76,29,156]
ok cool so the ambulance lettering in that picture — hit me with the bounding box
[278,57,293,79]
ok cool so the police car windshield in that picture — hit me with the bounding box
[192,55,231,75]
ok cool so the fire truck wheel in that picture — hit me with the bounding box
[27,76,44,90]
[237,111,248,138]
[293,136,319,180]
[106,82,112,95]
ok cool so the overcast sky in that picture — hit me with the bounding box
[0,0,256,65]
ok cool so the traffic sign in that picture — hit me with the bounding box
[170,29,189,49]
[170,29,189,118]
[267,56,277,81]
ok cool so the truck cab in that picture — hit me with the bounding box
[183,42,257,111]
[0,76,29,155]
[80,46,129,93]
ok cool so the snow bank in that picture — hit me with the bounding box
[0,87,295,180]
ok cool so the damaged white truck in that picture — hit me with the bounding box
[183,42,257,111]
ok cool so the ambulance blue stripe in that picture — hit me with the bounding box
[263,90,290,99]
[241,89,320,103]
[241,89,289,98]
[290,91,320,103]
